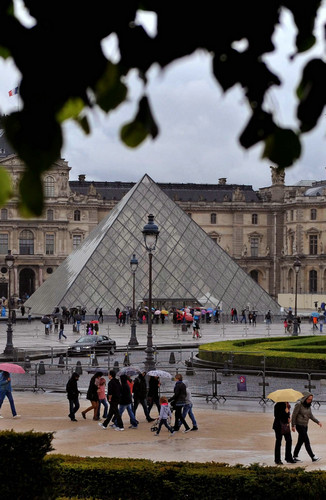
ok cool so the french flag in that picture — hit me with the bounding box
[8,87,19,97]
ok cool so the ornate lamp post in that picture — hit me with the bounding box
[128,253,139,347]
[292,258,301,336]
[4,250,15,356]
[142,214,160,371]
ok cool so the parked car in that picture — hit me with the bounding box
[67,335,116,356]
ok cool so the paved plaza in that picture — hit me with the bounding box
[0,316,326,469]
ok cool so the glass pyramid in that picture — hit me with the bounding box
[25,174,281,316]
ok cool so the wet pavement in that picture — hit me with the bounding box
[0,316,326,468]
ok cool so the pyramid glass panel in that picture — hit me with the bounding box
[25,174,281,316]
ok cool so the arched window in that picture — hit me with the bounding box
[309,270,317,293]
[74,210,81,221]
[47,209,54,221]
[1,208,8,220]
[252,213,258,225]
[250,270,259,283]
[19,230,34,255]
[44,176,55,197]
[311,208,317,220]
[210,213,216,224]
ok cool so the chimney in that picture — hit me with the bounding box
[78,174,86,182]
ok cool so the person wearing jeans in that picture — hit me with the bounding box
[0,370,20,419]
[182,381,198,431]
[169,373,190,433]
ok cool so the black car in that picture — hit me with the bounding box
[67,335,116,356]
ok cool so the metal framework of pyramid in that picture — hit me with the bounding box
[25,174,281,316]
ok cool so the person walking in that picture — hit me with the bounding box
[0,370,20,419]
[272,401,295,464]
[98,308,103,323]
[132,371,154,422]
[66,372,80,422]
[58,319,67,340]
[82,371,103,420]
[116,374,138,429]
[169,373,190,433]
[154,396,174,436]
[182,381,198,431]
[97,376,108,419]
[291,392,322,462]
[147,375,161,418]
[99,370,124,431]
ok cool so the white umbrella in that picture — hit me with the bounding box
[147,369,172,379]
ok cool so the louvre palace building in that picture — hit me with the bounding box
[0,130,324,311]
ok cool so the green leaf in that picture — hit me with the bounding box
[262,128,301,168]
[0,167,13,206]
[56,98,85,123]
[18,171,44,217]
[73,115,90,135]
[120,120,148,148]
[95,62,128,113]
[120,96,159,148]
[0,45,11,59]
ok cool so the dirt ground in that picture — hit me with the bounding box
[1,391,326,470]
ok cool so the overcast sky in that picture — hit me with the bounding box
[1,3,326,190]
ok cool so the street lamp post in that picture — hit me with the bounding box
[4,250,15,356]
[128,253,139,347]
[292,258,301,336]
[142,214,160,371]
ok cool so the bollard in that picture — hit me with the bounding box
[75,360,83,375]
[169,352,176,364]
[58,354,65,368]
[123,353,130,366]
[113,360,119,374]
[24,356,31,371]
[186,365,195,376]
[38,361,45,375]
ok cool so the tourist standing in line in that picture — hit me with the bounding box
[291,392,322,462]
[66,372,80,422]
[0,370,20,419]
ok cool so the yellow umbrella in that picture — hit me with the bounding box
[267,388,304,403]
[161,310,169,315]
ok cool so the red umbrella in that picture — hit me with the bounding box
[185,313,193,321]
[90,320,99,324]
[0,363,25,373]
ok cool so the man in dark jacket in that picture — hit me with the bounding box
[99,370,124,430]
[117,375,138,428]
[169,373,190,433]
[133,372,154,422]
[66,372,80,421]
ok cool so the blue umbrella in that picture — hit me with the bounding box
[311,311,320,317]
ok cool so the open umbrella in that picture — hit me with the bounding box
[90,320,99,324]
[154,310,161,315]
[161,310,169,315]
[117,366,142,377]
[147,369,172,379]
[267,388,304,403]
[311,312,320,318]
[41,316,51,324]
[0,363,25,374]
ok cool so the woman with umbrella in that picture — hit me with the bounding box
[268,388,303,465]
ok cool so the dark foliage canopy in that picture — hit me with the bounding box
[0,1,323,214]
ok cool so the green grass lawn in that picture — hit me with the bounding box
[198,336,326,370]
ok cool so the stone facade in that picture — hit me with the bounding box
[0,148,325,307]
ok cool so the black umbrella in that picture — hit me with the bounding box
[41,316,51,324]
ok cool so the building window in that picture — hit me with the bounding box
[309,269,317,293]
[211,237,217,244]
[74,210,81,221]
[309,235,318,255]
[252,213,258,225]
[47,209,54,221]
[73,235,82,250]
[45,233,55,255]
[44,176,55,197]
[250,237,259,257]
[250,270,259,283]
[210,213,216,224]
[0,234,8,254]
[311,208,317,220]
[47,267,53,274]
[187,213,192,218]
[289,234,294,255]
[290,210,294,221]
[1,209,8,220]
[19,229,34,255]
